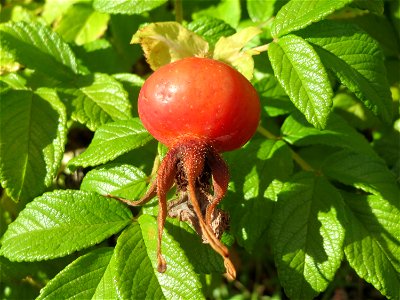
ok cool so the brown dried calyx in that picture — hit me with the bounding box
[107,138,236,280]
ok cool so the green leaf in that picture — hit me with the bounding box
[269,172,346,300]
[68,118,152,170]
[224,139,293,251]
[0,190,132,261]
[55,2,110,46]
[187,16,236,47]
[92,250,119,300]
[300,20,393,123]
[66,73,132,131]
[271,0,352,37]
[268,35,333,128]
[0,72,27,89]
[93,0,167,15]
[322,150,400,203]
[131,22,209,71]
[0,21,78,80]
[0,88,67,202]
[342,192,400,300]
[247,0,277,22]
[281,112,376,156]
[37,248,115,300]
[114,223,164,299]
[41,0,82,24]
[192,0,241,28]
[81,163,148,200]
[115,219,207,299]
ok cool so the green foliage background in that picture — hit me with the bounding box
[0,0,399,299]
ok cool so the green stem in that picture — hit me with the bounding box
[150,155,160,180]
[290,150,315,172]
[257,125,279,140]
[257,125,315,172]
[174,0,183,24]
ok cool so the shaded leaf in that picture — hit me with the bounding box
[322,149,400,202]
[0,88,67,202]
[342,192,400,300]
[269,172,346,300]
[254,74,294,117]
[224,139,293,251]
[0,190,132,261]
[281,112,376,156]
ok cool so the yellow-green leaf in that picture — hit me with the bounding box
[131,22,209,70]
[213,27,261,80]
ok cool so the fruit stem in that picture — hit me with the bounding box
[257,125,315,172]
[174,0,183,24]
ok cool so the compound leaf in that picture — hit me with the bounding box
[268,35,333,128]
[0,190,132,261]
[300,20,393,123]
[68,118,152,170]
[0,21,78,81]
[322,149,399,202]
[342,192,400,300]
[271,0,353,37]
[37,248,115,300]
[269,172,345,300]
[0,88,67,202]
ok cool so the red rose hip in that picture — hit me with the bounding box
[138,57,260,152]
